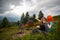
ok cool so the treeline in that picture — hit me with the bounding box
[0,17,11,28]
[19,11,44,24]
[0,11,44,28]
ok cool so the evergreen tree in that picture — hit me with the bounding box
[20,13,25,24]
[17,20,20,25]
[31,14,36,22]
[21,13,24,20]
[20,12,30,24]
[25,12,30,19]
[38,11,44,20]
[2,17,10,27]
[32,14,36,19]
[24,12,30,23]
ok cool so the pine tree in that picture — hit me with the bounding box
[21,13,24,21]
[20,12,30,24]
[25,12,30,19]
[2,17,10,27]
[24,12,30,23]
[38,11,44,20]
[20,13,25,24]
[31,14,36,22]
[17,20,20,25]
[32,14,36,19]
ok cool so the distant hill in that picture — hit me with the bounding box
[7,17,20,22]
[0,16,20,22]
[0,15,60,22]
[0,16,4,22]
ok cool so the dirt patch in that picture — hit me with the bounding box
[12,32,25,39]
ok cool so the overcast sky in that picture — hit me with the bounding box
[0,0,60,17]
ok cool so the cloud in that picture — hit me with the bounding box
[0,0,60,17]
[0,0,23,14]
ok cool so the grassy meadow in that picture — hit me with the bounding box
[0,16,60,40]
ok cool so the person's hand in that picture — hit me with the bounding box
[36,26,40,28]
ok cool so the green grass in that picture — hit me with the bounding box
[16,23,60,40]
[0,18,60,40]
[0,25,19,40]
